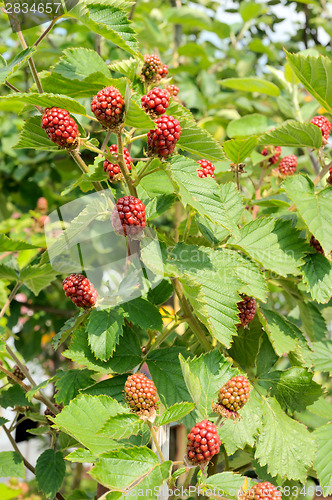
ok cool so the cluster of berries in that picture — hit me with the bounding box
[239,482,282,500]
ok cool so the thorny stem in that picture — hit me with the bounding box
[117,130,137,196]
[172,279,212,351]
[148,421,165,462]
[0,281,22,320]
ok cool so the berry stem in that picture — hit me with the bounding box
[100,130,112,153]
[313,160,332,186]
[125,133,148,146]
[116,130,138,197]
[182,210,194,241]
[69,150,104,192]
[147,421,165,462]
[5,80,21,93]
[0,281,22,320]
[172,278,212,351]
[33,17,58,47]
[145,318,185,355]
[0,364,29,389]
[133,158,154,185]
[223,448,230,471]
[183,467,196,489]
[16,29,43,93]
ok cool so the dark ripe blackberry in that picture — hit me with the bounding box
[197,159,215,178]
[214,375,251,419]
[147,115,181,158]
[310,236,324,255]
[62,274,98,309]
[278,155,297,176]
[237,296,256,327]
[12,365,25,381]
[186,420,221,467]
[103,145,132,182]
[91,87,125,130]
[125,373,158,418]
[141,87,170,116]
[44,404,63,422]
[166,85,180,97]
[261,146,282,165]
[41,108,80,149]
[112,196,146,236]
[239,482,282,500]
[310,115,331,143]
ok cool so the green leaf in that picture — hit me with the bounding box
[301,253,332,304]
[283,175,332,254]
[41,71,120,99]
[87,308,125,361]
[258,306,311,358]
[123,298,162,332]
[20,264,58,295]
[97,413,143,439]
[219,391,263,455]
[0,93,87,115]
[52,313,84,350]
[125,100,155,129]
[0,234,37,251]
[14,116,60,151]
[165,7,212,30]
[68,3,138,57]
[259,367,323,412]
[147,347,193,412]
[255,398,315,481]
[0,385,29,408]
[312,340,332,374]
[227,114,270,138]
[0,484,23,500]
[0,47,36,83]
[240,1,264,21]
[199,471,253,499]
[259,121,322,149]
[179,351,236,419]
[35,450,66,500]
[0,264,18,281]
[55,369,95,405]
[285,51,332,114]
[170,156,243,235]
[81,374,127,402]
[109,58,139,79]
[52,47,111,80]
[52,394,128,453]
[26,377,55,402]
[220,78,280,96]
[229,316,264,371]
[223,137,258,164]
[229,218,306,277]
[177,119,225,161]
[255,334,279,377]
[63,326,142,374]
[157,402,196,426]
[0,452,24,477]
[65,449,96,463]
[0,417,9,426]
[91,446,170,491]
[313,423,332,496]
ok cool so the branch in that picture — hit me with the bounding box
[116,130,137,196]
[68,150,104,192]
[0,281,22,320]
[33,17,58,47]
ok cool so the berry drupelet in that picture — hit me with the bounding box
[237,296,256,327]
[261,146,282,165]
[91,87,125,130]
[147,115,181,158]
[197,159,215,178]
[112,196,146,236]
[141,87,170,117]
[62,274,98,309]
[239,482,282,500]
[310,115,331,143]
[278,155,297,176]
[125,373,158,419]
[213,375,251,419]
[186,420,221,468]
[41,108,79,149]
[103,145,132,182]
[310,236,324,255]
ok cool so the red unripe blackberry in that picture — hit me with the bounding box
[197,159,215,178]
[278,155,297,176]
[147,115,181,158]
[239,482,282,500]
[141,87,170,116]
[36,197,48,212]
[237,296,256,326]
[44,404,63,422]
[218,375,250,416]
[186,420,221,467]
[327,166,332,185]
[41,108,79,149]
[310,115,331,143]
[112,196,146,236]
[125,373,158,417]
[166,85,180,97]
[91,87,125,130]
[141,55,163,82]
[12,365,25,381]
[261,146,282,165]
[62,274,98,309]
[103,145,132,182]
[310,236,324,255]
